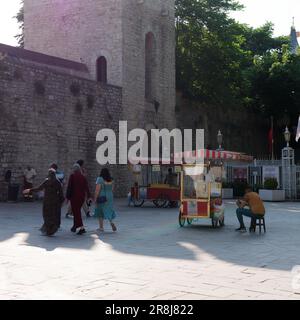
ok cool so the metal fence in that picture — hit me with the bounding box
[296,166,300,199]
[225,162,300,200]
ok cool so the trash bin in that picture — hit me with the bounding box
[8,184,20,202]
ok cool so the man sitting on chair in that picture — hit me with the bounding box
[236,187,265,233]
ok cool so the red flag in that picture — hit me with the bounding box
[268,128,273,153]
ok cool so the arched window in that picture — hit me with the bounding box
[145,32,156,100]
[96,56,107,83]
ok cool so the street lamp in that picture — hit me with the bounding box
[284,126,291,147]
[217,130,223,151]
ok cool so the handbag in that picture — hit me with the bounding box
[97,183,107,204]
[97,196,107,204]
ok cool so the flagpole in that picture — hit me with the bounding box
[271,116,274,161]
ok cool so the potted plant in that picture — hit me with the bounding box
[222,181,234,199]
[259,178,285,202]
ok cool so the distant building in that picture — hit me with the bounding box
[290,22,299,54]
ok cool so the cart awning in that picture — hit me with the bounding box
[129,149,253,165]
[174,149,253,163]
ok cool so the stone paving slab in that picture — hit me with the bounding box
[0,200,300,300]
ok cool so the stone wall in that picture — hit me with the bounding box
[121,0,176,131]
[0,55,123,201]
[24,0,176,131]
[176,93,269,157]
[24,0,123,86]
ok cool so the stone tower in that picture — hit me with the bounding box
[290,23,299,55]
[24,0,176,130]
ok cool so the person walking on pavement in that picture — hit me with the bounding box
[66,164,92,235]
[66,160,91,218]
[50,163,65,228]
[94,168,117,233]
[23,168,64,236]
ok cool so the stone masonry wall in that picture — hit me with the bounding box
[0,55,123,201]
[24,0,176,131]
[121,0,176,131]
[176,93,269,157]
[24,0,123,86]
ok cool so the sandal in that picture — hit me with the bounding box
[111,223,117,232]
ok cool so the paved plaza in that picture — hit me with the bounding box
[0,200,300,300]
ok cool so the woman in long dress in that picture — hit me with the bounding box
[23,168,64,236]
[94,168,117,232]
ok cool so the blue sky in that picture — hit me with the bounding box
[0,0,299,46]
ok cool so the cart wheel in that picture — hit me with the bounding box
[179,211,186,227]
[168,201,179,209]
[163,201,171,208]
[133,199,145,208]
[219,216,225,227]
[187,218,193,225]
[153,194,169,208]
[212,219,218,229]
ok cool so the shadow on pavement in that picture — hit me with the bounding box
[0,200,300,270]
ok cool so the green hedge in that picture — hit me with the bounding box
[264,178,278,190]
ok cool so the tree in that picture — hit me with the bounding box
[14,0,24,48]
[245,45,300,124]
[175,0,289,106]
[239,22,288,56]
[176,0,245,104]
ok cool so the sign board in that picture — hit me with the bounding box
[152,165,161,172]
[233,167,248,181]
[263,166,280,184]
[174,166,182,174]
[250,167,260,177]
[184,165,207,177]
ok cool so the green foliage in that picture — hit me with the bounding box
[243,45,300,125]
[15,0,296,126]
[264,178,279,190]
[14,0,24,48]
[239,22,288,56]
[176,0,245,104]
[175,0,291,118]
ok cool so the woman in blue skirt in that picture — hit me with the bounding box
[94,168,117,232]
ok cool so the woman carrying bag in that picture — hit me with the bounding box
[94,168,117,232]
